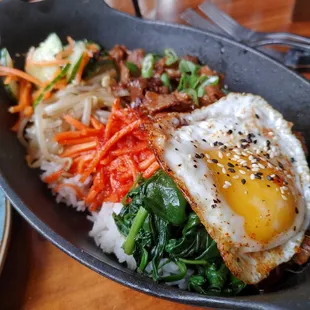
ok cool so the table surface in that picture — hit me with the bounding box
[1,1,310,309]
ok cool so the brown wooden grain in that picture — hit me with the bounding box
[1,1,310,309]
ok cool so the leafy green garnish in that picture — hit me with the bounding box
[197,76,220,97]
[164,48,178,66]
[179,59,200,75]
[125,61,139,75]
[142,53,155,78]
[160,72,171,90]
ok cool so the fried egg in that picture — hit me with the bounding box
[146,93,310,284]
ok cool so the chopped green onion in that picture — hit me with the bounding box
[179,59,200,75]
[142,53,154,78]
[125,61,139,75]
[183,88,199,106]
[179,258,209,265]
[138,248,149,273]
[160,72,171,90]
[197,76,220,97]
[164,48,178,66]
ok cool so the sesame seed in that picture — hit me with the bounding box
[287,175,293,179]
[217,163,224,168]
[212,159,218,163]
[249,155,254,161]
[236,142,241,148]
[241,179,246,184]
[178,164,182,167]
[252,168,260,172]
[228,168,235,173]
[227,130,233,135]
[280,187,285,194]
[270,174,275,178]
[222,168,227,174]
[218,142,224,146]
[233,175,240,179]
[226,152,231,156]
[254,140,257,144]
[238,131,243,135]
[234,155,240,159]
[205,154,210,159]
[223,181,232,189]
[282,186,288,191]
[211,204,217,208]
[250,174,255,180]
[267,162,273,168]
[202,139,207,142]
[207,160,213,164]
[241,152,247,156]
[258,163,265,169]
[268,131,274,136]
[228,163,234,167]
[295,207,299,214]
[282,195,287,201]
[276,188,279,192]
[175,148,179,151]
[240,139,248,143]
[252,164,259,168]
[200,153,205,158]
[193,165,198,168]
[254,173,262,179]
[218,151,223,159]
[239,170,246,175]
[255,114,260,119]
[213,141,218,147]
[290,157,295,163]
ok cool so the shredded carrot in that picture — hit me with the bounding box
[90,116,102,129]
[54,129,99,142]
[80,119,142,182]
[55,183,84,200]
[139,154,156,170]
[58,136,97,146]
[8,81,32,113]
[44,169,64,183]
[60,140,97,158]
[31,59,69,66]
[75,52,90,84]
[63,114,91,131]
[0,66,44,87]
[143,161,160,178]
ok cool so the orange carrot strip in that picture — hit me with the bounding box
[0,66,44,87]
[31,59,69,66]
[143,161,160,178]
[75,52,90,84]
[44,169,64,184]
[9,81,32,113]
[58,136,97,146]
[24,106,33,117]
[63,115,90,131]
[110,143,148,156]
[80,119,142,182]
[90,116,102,129]
[124,155,138,180]
[54,129,99,142]
[60,140,97,158]
[55,183,84,200]
[104,98,120,140]
[139,154,156,170]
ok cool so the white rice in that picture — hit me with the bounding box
[88,202,137,270]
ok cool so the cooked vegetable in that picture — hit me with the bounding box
[164,48,178,66]
[0,48,19,100]
[33,64,70,107]
[160,72,171,90]
[26,33,63,83]
[114,170,245,295]
[141,53,154,78]
[66,41,87,82]
[125,61,139,75]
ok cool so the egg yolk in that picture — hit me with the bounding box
[205,149,298,245]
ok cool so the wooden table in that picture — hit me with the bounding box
[1,1,310,309]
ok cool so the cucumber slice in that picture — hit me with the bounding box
[0,48,19,100]
[33,64,70,107]
[26,33,63,83]
[66,41,87,83]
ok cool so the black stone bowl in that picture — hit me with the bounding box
[0,0,309,309]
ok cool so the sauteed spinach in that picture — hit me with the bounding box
[113,170,245,295]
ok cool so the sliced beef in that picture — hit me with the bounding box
[119,61,130,84]
[127,49,145,68]
[182,55,199,64]
[109,45,128,63]
[199,84,224,106]
[141,91,194,115]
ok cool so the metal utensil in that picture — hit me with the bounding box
[199,1,310,50]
